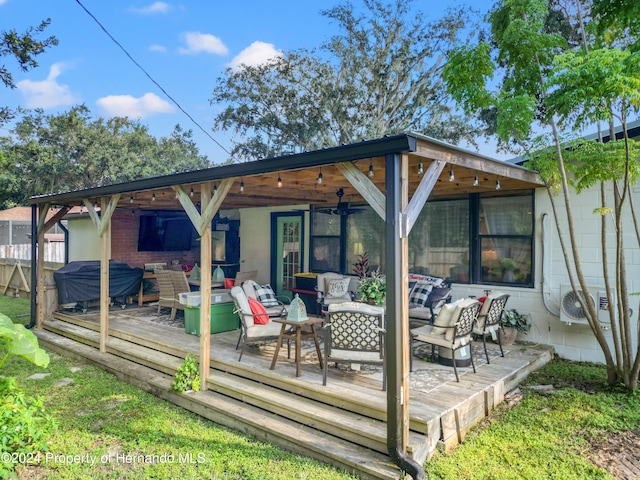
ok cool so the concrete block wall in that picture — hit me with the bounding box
[455,185,639,364]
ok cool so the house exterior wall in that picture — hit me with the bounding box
[453,183,640,363]
[238,205,309,286]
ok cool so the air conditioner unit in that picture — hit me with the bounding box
[560,284,614,325]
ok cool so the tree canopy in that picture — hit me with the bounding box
[443,0,640,390]
[210,0,481,161]
[1,19,57,126]
[0,105,210,208]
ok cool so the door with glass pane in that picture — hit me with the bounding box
[271,213,303,299]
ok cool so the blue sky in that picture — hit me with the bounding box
[2,0,501,163]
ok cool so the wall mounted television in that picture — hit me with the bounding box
[138,212,196,251]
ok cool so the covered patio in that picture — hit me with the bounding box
[28,133,546,478]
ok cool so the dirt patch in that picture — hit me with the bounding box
[586,429,640,480]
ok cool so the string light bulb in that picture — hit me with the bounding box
[189,187,194,197]
[129,196,134,203]
[213,183,217,193]
[239,179,244,193]
[473,175,478,187]
[277,174,282,188]
[317,168,323,185]
[368,160,374,178]
[418,161,424,175]
[151,192,156,201]
[496,179,501,190]
[449,169,455,182]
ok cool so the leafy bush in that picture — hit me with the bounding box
[172,354,200,392]
[0,375,55,476]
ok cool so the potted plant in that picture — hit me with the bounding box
[499,308,531,345]
[172,354,200,393]
[357,269,386,305]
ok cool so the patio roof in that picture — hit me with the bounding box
[28,133,543,211]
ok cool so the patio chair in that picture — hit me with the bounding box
[230,286,290,362]
[241,279,288,317]
[473,293,510,363]
[323,302,386,390]
[156,270,177,320]
[410,298,481,382]
[316,272,358,316]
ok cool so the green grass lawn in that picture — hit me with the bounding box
[2,294,638,479]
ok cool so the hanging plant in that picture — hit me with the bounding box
[172,354,200,392]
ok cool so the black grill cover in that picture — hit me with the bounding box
[54,260,144,304]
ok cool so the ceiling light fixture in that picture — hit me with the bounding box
[368,160,374,178]
[317,167,323,185]
[129,196,134,203]
[473,175,478,187]
[151,192,156,201]
[189,187,194,197]
[496,179,501,190]
[213,183,217,193]
[418,161,424,175]
[277,173,282,188]
[449,169,455,182]
[240,179,244,193]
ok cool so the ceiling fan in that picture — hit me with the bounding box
[316,188,366,216]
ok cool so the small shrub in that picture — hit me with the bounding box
[172,354,200,392]
[0,376,55,476]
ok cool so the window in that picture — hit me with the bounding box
[478,194,533,285]
[310,190,534,287]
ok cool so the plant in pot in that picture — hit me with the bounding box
[499,308,531,345]
[172,354,200,393]
[357,269,386,305]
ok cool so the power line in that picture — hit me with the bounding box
[74,0,231,157]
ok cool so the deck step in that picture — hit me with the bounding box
[42,318,429,460]
[34,327,403,480]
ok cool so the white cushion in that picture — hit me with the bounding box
[245,321,283,339]
[479,291,506,317]
[430,299,461,336]
[230,286,254,327]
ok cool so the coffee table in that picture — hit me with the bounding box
[270,317,324,377]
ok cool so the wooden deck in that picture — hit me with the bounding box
[34,305,554,480]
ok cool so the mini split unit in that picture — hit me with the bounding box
[559,284,614,326]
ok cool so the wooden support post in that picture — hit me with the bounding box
[100,196,112,353]
[199,183,212,390]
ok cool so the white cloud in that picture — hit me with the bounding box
[228,41,281,70]
[149,44,167,53]
[130,2,170,14]
[96,92,174,118]
[178,32,228,55]
[16,62,80,108]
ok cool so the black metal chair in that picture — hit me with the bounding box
[323,302,386,390]
[473,293,510,363]
[410,299,481,382]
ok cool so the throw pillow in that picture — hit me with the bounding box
[325,278,351,300]
[224,278,235,289]
[253,284,279,307]
[409,281,433,307]
[445,297,478,341]
[430,299,461,335]
[426,287,451,309]
[247,297,269,324]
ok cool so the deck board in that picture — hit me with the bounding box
[37,306,554,478]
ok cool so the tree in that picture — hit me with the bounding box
[1,19,57,125]
[443,0,640,389]
[0,105,210,208]
[210,0,479,161]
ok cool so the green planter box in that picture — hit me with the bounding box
[184,302,239,336]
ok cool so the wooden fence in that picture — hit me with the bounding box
[0,243,65,263]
